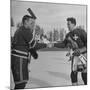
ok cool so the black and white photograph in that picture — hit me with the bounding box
[11,0,87,89]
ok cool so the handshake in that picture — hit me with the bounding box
[41,38,54,48]
[46,42,54,48]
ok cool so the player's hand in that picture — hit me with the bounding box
[73,49,80,56]
[47,43,54,48]
[66,52,70,56]
[29,48,38,59]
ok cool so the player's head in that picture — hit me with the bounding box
[67,17,76,31]
[22,15,36,31]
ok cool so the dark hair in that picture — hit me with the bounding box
[22,15,34,24]
[67,17,76,25]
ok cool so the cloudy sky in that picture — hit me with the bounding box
[11,0,87,33]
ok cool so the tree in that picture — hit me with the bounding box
[48,31,53,42]
[60,28,66,41]
[35,25,41,35]
[77,25,84,29]
[53,28,59,41]
[35,25,45,41]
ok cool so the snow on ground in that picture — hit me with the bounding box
[11,51,84,89]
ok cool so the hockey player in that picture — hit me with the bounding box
[54,17,87,85]
[11,14,38,89]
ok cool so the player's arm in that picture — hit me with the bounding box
[54,42,65,48]
[79,30,87,54]
[22,30,38,59]
[22,30,33,44]
[34,42,47,50]
[54,34,68,48]
[73,30,87,56]
[78,47,87,54]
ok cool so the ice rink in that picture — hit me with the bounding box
[11,51,84,89]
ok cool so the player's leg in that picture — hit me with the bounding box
[81,72,87,85]
[14,82,27,89]
[80,53,87,85]
[71,56,78,85]
[11,56,28,89]
[71,71,78,85]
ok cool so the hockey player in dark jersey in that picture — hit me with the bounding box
[11,13,47,89]
[11,14,37,89]
[54,17,87,85]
